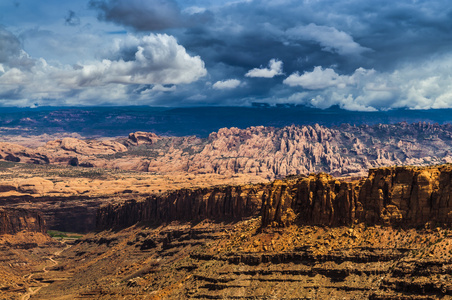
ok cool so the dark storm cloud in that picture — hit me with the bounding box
[88,0,212,31]
[0,27,34,70]
[64,10,80,26]
[89,0,181,30]
[0,27,21,63]
[4,0,452,109]
[164,0,452,109]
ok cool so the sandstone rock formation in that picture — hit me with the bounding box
[18,177,54,194]
[0,161,264,233]
[45,137,127,156]
[97,185,265,230]
[3,122,452,180]
[184,122,452,179]
[97,165,452,230]
[263,165,452,228]
[126,131,160,145]
[0,208,46,234]
[0,142,50,164]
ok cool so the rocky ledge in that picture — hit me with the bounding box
[97,165,452,230]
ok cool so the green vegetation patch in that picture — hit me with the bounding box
[47,230,83,239]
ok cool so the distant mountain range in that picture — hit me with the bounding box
[2,105,452,137]
[2,122,452,180]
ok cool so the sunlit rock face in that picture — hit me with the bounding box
[2,122,452,181]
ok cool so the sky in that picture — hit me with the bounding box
[1,0,452,110]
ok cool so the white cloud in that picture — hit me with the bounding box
[62,34,207,87]
[283,66,384,110]
[286,23,371,56]
[284,66,341,89]
[213,79,241,89]
[245,59,283,78]
[282,55,452,111]
[283,66,374,89]
[0,32,207,105]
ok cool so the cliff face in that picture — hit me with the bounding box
[261,174,359,227]
[358,166,452,226]
[97,185,264,230]
[263,165,452,227]
[98,165,452,230]
[0,208,46,234]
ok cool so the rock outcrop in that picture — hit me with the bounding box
[126,131,160,146]
[184,122,452,179]
[17,177,54,194]
[45,137,127,156]
[263,165,452,227]
[97,165,452,230]
[0,208,46,234]
[0,142,50,164]
[3,122,452,180]
[97,185,264,230]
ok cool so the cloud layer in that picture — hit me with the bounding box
[285,24,370,56]
[0,29,206,105]
[2,0,452,109]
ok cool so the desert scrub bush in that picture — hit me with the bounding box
[0,161,20,169]
[49,167,108,179]
[47,230,82,239]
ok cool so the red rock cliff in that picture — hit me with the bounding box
[97,165,452,230]
[262,165,452,227]
[97,185,264,230]
[0,208,46,234]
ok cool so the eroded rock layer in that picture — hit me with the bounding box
[3,122,452,180]
[30,221,452,300]
[97,165,452,230]
[97,185,265,230]
[0,208,46,234]
[262,165,452,228]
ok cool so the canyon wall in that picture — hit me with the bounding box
[263,165,452,227]
[97,185,264,230]
[97,165,452,230]
[0,208,46,234]
[0,195,129,233]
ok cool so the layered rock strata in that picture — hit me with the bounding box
[0,208,46,234]
[31,221,452,299]
[97,165,452,230]
[97,185,264,230]
[262,165,452,227]
[3,122,452,179]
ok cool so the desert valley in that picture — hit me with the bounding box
[0,121,451,299]
[3,0,452,299]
